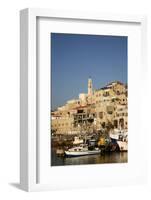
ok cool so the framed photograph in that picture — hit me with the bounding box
[20,8,147,191]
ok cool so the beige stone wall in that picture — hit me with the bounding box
[51,81,128,134]
[51,116,74,134]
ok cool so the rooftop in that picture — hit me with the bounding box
[96,81,125,91]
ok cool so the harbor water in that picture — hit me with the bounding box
[51,148,128,166]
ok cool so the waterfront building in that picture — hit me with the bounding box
[51,78,128,134]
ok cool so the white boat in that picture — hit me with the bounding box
[109,129,128,140]
[109,129,128,152]
[65,145,101,157]
[109,133,119,140]
[73,136,84,145]
[109,129,119,140]
[117,141,128,151]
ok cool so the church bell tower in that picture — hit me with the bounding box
[88,77,93,96]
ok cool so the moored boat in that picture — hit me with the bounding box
[65,145,101,157]
[117,140,128,151]
[109,129,128,152]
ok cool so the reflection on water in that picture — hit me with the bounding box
[51,149,128,166]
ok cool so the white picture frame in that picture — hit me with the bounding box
[20,8,147,191]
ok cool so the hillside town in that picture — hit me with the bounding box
[51,78,128,135]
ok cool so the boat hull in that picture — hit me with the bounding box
[65,150,101,157]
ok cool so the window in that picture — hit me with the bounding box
[99,112,103,119]
[117,90,120,95]
[103,91,109,97]
[78,109,84,113]
[107,106,113,114]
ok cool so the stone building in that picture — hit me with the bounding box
[51,78,128,134]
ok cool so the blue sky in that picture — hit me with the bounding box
[51,33,127,110]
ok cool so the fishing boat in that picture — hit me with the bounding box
[109,129,128,152]
[117,132,128,151]
[64,144,101,157]
[117,140,128,151]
